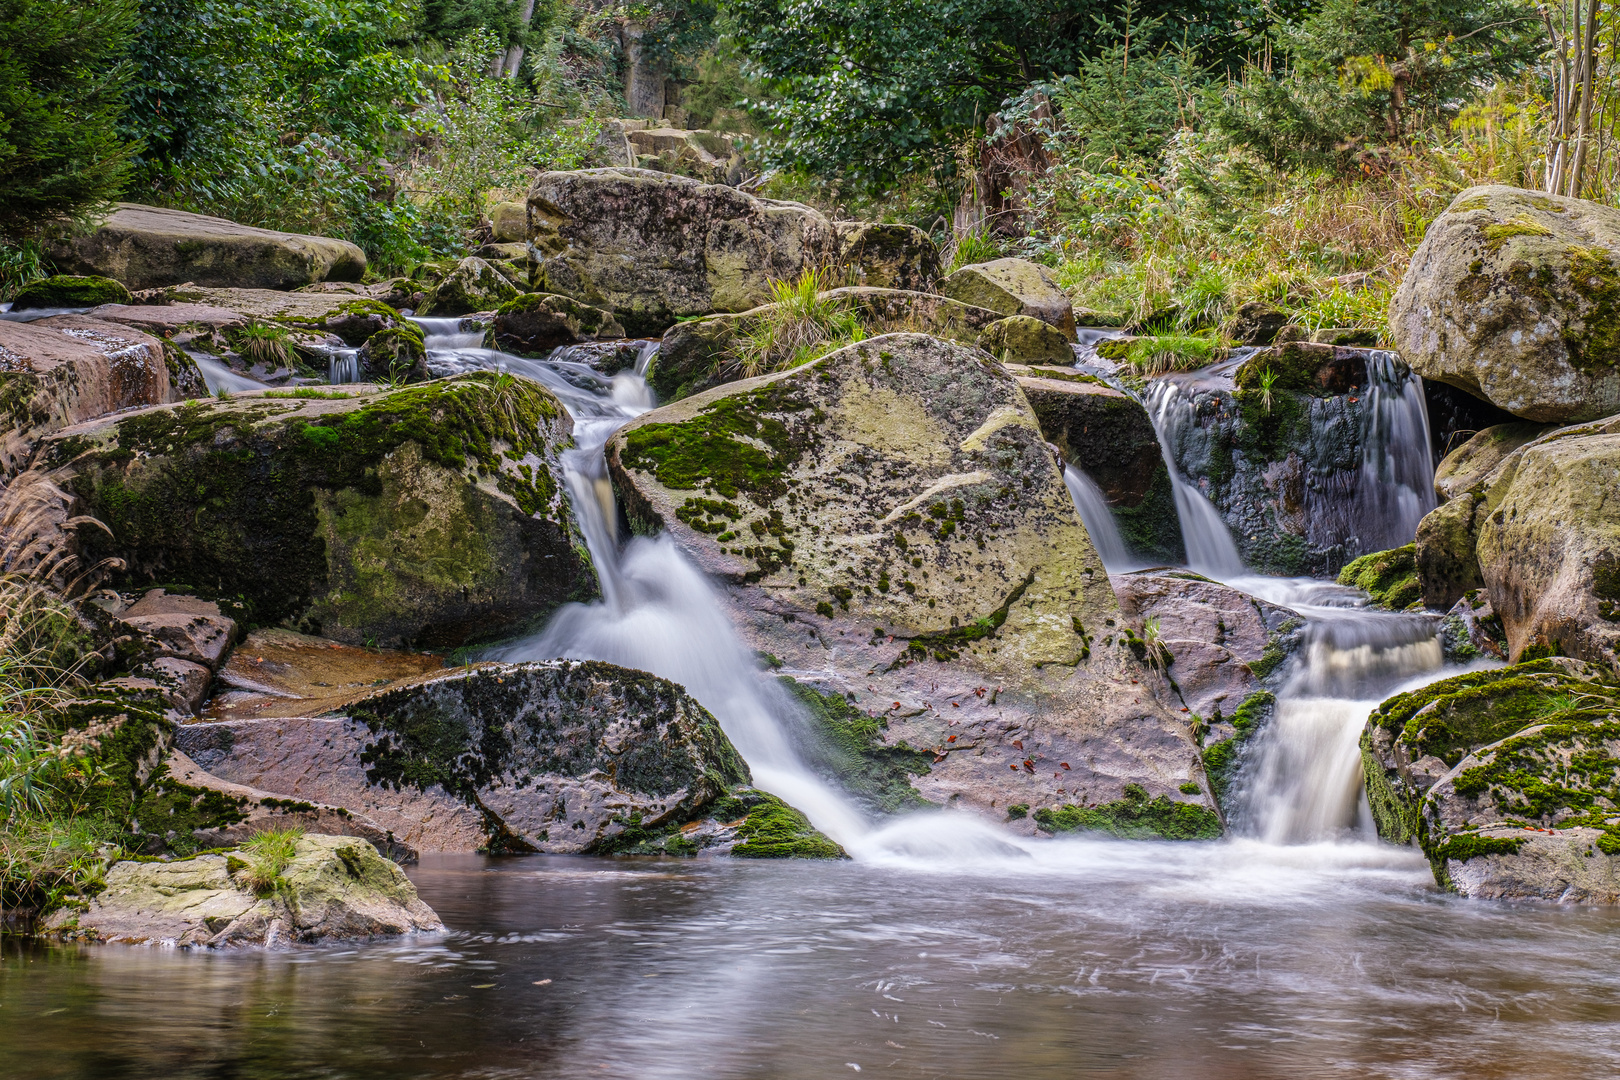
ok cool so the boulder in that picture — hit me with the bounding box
[1415,494,1487,610]
[488,292,625,356]
[118,588,238,668]
[1012,366,1182,563]
[47,203,366,291]
[88,302,247,354]
[488,200,528,243]
[358,322,428,381]
[979,315,1075,364]
[422,256,521,316]
[938,258,1076,338]
[1336,544,1420,610]
[0,315,177,484]
[1390,184,1620,423]
[1362,658,1620,901]
[29,373,595,647]
[50,834,442,947]
[834,222,941,292]
[11,274,131,310]
[1227,301,1289,346]
[177,659,840,857]
[526,168,838,335]
[610,333,1217,832]
[142,285,405,346]
[1432,420,1551,500]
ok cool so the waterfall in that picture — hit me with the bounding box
[326,348,360,384]
[1062,465,1137,572]
[1353,351,1437,551]
[194,355,270,394]
[1143,380,1246,578]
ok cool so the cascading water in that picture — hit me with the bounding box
[1143,380,1246,578]
[1353,350,1438,550]
[194,355,271,394]
[1062,465,1137,572]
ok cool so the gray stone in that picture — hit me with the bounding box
[938,258,1076,338]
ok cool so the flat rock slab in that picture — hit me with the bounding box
[47,203,366,291]
[206,628,448,721]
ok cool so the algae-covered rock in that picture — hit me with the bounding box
[527,168,838,335]
[611,332,1213,828]
[1416,494,1486,610]
[979,315,1075,364]
[47,203,366,291]
[1034,781,1222,840]
[34,373,594,647]
[1233,341,1366,394]
[0,314,177,484]
[1390,184,1620,423]
[357,322,429,381]
[422,256,522,316]
[52,834,442,947]
[1227,301,1289,346]
[1336,544,1421,610]
[489,292,625,355]
[1014,367,1183,563]
[938,258,1076,338]
[11,274,132,310]
[834,221,941,292]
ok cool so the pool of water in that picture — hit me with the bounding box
[5,839,1620,1079]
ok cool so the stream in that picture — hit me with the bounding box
[6,327,1618,1075]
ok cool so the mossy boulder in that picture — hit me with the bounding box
[1233,341,1366,395]
[33,373,595,647]
[358,322,429,381]
[938,258,1076,338]
[610,332,1211,826]
[1390,184,1620,423]
[46,203,365,291]
[421,256,521,316]
[0,314,178,484]
[489,292,626,356]
[527,168,838,335]
[834,221,941,292]
[1227,301,1289,346]
[979,315,1075,364]
[11,274,132,310]
[1034,781,1222,840]
[1336,544,1421,610]
[150,285,404,345]
[1362,657,1620,900]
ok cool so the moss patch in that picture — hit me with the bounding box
[1201,690,1275,813]
[11,274,131,309]
[1337,544,1421,610]
[778,676,934,814]
[1034,782,1222,840]
[717,791,848,858]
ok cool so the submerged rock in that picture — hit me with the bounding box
[1390,185,1620,423]
[50,834,442,947]
[30,373,594,648]
[610,332,1216,833]
[938,258,1076,338]
[47,203,366,291]
[526,168,838,335]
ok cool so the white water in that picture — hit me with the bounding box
[1062,464,1139,572]
[194,355,271,394]
[1144,379,1246,577]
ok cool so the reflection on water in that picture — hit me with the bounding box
[5,849,1620,1079]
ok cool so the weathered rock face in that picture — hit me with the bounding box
[11,274,132,310]
[938,258,1076,338]
[141,285,406,346]
[980,315,1074,364]
[47,203,366,291]
[488,292,625,356]
[1014,366,1183,563]
[0,315,176,484]
[834,222,941,292]
[31,374,595,648]
[610,333,1218,831]
[422,256,522,316]
[51,835,442,947]
[1361,658,1620,901]
[526,168,838,335]
[1390,185,1620,423]
[626,126,746,185]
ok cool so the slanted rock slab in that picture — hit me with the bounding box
[938,258,1077,338]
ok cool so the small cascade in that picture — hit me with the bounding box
[1062,465,1137,572]
[193,356,271,395]
[326,349,360,384]
[411,316,485,351]
[1143,380,1246,578]
[1352,351,1438,551]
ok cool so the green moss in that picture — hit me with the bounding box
[722,791,848,858]
[778,676,934,814]
[1481,217,1554,252]
[1112,465,1184,564]
[1360,726,1419,844]
[10,274,131,309]
[1201,691,1275,813]
[1244,622,1300,682]
[1564,246,1620,372]
[1433,833,1528,861]
[1337,544,1421,610]
[1034,782,1222,840]
[361,323,427,378]
[1235,386,1310,465]
[1594,552,1620,621]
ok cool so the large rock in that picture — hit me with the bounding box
[980,315,1074,364]
[834,222,941,292]
[938,258,1076,338]
[1013,366,1183,563]
[0,315,178,484]
[11,274,131,310]
[50,834,442,947]
[421,256,521,316]
[488,292,625,355]
[526,168,838,335]
[47,203,366,291]
[177,659,838,857]
[610,333,1218,831]
[1361,658,1620,901]
[27,373,595,647]
[1390,185,1620,423]
[139,285,406,346]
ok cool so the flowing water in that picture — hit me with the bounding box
[1144,380,1247,578]
[1062,464,1139,573]
[6,334,1613,1075]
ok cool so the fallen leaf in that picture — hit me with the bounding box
[533,979,552,986]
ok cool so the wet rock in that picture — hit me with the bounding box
[1336,544,1420,610]
[140,285,405,346]
[1390,185,1620,423]
[979,315,1074,364]
[1415,493,1486,610]
[1234,341,1366,395]
[49,834,442,947]
[1438,590,1507,663]
[88,302,248,355]
[47,203,366,291]
[422,256,522,316]
[834,222,941,292]
[610,333,1215,830]
[1014,367,1183,563]
[358,323,428,381]
[0,315,177,484]
[30,373,594,648]
[206,627,447,721]
[488,292,625,356]
[11,274,131,310]
[938,258,1076,338]
[526,168,838,335]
